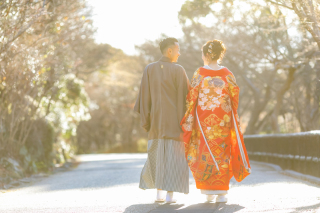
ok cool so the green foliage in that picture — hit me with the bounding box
[0,0,93,176]
[21,119,55,173]
[179,0,216,23]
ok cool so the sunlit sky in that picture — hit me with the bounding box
[88,0,187,55]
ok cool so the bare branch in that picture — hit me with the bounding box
[265,0,294,10]
[2,0,48,52]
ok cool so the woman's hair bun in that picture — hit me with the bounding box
[202,39,226,62]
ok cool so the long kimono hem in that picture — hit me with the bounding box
[201,190,228,195]
[196,184,229,191]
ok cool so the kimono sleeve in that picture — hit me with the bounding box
[227,72,251,181]
[134,66,151,132]
[180,69,202,158]
[180,69,201,131]
[176,66,190,129]
[226,73,240,111]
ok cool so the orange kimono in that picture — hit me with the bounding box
[181,67,251,191]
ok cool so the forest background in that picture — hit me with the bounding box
[0,0,319,183]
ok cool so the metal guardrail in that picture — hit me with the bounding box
[244,131,320,178]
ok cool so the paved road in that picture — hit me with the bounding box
[0,154,319,213]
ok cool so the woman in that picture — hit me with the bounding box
[181,39,251,203]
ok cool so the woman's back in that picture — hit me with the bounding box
[181,39,251,203]
[197,66,234,139]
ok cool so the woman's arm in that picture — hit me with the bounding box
[180,69,202,158]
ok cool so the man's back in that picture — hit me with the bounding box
[134,56,189,141]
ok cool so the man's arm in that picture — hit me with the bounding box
[176,66,190,129]
[134,66,151,132]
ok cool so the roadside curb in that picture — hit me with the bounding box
[0,158,79,191]
[251,160,320,186]
[280,170,320,186]
[251,160,282,171]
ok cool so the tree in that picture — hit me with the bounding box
[76,46,147,153]
[0,0,95,173]
[265,0,320,130]
[175,0,318,133]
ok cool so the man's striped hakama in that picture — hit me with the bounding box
[139,139,189,194]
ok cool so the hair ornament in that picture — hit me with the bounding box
[208,42,216,58]
[209,43,214,50]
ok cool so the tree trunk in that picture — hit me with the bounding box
[271,67,296,133]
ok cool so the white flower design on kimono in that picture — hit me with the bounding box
[187,115,193,122]
[206,104,215,111]
[201,96,208,103]
[199,96,208,110]
[215,89,222,95]
[212,97,220,105]
[183,114,194,131]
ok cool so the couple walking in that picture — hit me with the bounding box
[134,37,251,203]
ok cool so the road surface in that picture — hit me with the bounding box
[0,154,319,212]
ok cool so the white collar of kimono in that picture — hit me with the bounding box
[203,65,225,70]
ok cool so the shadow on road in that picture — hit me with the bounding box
[292,202,320,213]
[123,202,245,213]
[123,203,160,213]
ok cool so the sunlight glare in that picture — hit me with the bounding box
[88,0,187,55]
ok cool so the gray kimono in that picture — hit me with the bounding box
[134,56,190,193]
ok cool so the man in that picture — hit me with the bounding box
[134,37,190,203]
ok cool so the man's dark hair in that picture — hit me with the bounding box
[159,37,178,54]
